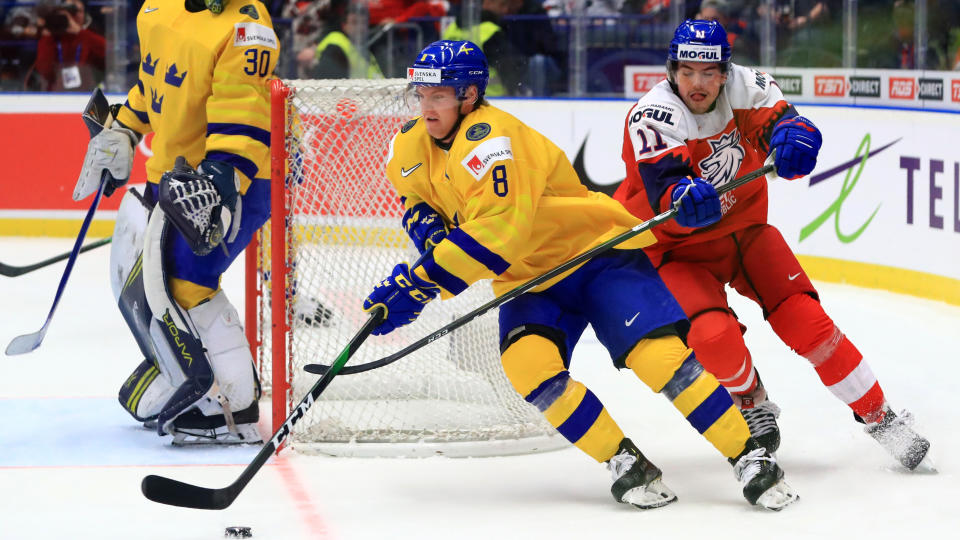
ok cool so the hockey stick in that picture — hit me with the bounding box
[140,307,385,510]
[5,181,109,356]
[305,163,775,377]
[5,89,116,356]
[0,236,112,278]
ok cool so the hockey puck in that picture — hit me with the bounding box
[225,526,252,538]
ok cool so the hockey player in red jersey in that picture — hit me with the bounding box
[615,19,930,470]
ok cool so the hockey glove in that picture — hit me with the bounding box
[74,121,139,200]
[158,157,242,256]
[769,115,822,180]
[670,177,722,228]
[363,263,440,336]
[402,202,448,255]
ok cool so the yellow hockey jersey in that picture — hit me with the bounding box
[387,104,657,297]
[116,1,278,190]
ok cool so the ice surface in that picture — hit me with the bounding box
[1,237,956,539]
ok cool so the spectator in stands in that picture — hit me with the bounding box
[1,3,41,90]
[696,0,755,64]
[442,0,528,95]
[309,3,383,79]
[503,0,564,96]
[33,0,104,91]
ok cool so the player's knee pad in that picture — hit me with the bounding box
[686,310,754,392]
[118,357,176,422]
[767,293,838,359]
[500,333,566,398]
[624,334,692,393]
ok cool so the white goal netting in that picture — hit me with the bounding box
[251,78,566,457]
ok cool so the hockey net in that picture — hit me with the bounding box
[247,78,566,457]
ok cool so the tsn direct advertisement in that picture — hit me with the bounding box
[2,81,958,297]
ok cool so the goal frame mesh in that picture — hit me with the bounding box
[245,78,566,457]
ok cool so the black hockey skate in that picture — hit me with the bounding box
[729,439,798,510]
[607,438,677,509]
[733,377,781,453]
[858,407,930,470]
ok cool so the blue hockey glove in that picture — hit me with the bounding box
[363,263,440,336]
[402,202,447,255]
[670,177,722,228]
[769,116,822,180]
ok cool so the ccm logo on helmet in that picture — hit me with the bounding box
[677,44,722,61]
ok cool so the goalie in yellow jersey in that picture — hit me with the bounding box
[74,1,277,445]
[362,40,798,510]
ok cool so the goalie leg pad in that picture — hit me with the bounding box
[118,358,177,422]
[186,290,260,416]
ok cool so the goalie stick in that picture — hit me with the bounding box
[5,88,116,356]
[304,163,775,377]
[140,307,385,510]
[0,237,112,278]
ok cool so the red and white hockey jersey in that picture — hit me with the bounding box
[615,64,795,261]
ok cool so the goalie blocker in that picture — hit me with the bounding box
[112,157,265,445]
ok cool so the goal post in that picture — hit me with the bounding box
[246,78,566,457]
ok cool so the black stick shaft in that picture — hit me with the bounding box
[141,309,385,510]
[306,164,774,377]
[0,237,112,278]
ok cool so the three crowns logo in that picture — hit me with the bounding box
[164,64,187,88]
[142,53,159,75]
[150,88,164,113]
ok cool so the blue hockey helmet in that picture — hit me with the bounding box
[408,40,489,101]
[669,19,731,64]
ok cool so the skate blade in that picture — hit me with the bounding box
[621,479,678,510]
[755,479,799,511]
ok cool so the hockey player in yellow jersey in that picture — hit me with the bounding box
[363,40,798,510]
[73,1,277,444]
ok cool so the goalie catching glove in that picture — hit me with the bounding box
[363,263,440,335]
[158,156,242,256]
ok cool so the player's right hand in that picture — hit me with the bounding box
[74,123,139,201]
[363,263,440,335]
[402,202,447,254]
[670,177,721,228]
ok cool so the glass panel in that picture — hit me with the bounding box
[773,1,845,67]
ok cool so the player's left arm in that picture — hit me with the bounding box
[203,15,279,195]
[413,136,544,297]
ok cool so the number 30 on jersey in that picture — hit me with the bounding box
[243,49,271,77]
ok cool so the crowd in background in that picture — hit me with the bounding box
[1,0,959,95]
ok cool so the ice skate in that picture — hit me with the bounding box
[607,438,677,509]
[861,407,931,470]
[732,378,781,453]
[170,402,263,446]
[730,440,798,510]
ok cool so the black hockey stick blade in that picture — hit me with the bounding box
[141,475,237,511]
[0,237,112,278]
[141,309,385,510]
[303,163,775,377]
